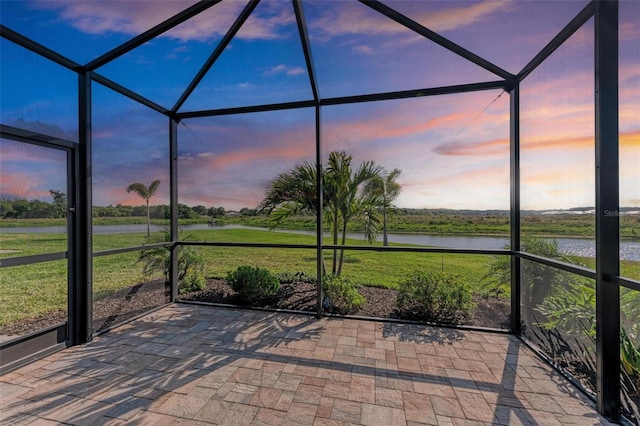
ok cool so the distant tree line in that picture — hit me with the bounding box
[0,197,242,220]
[0,198,62,219]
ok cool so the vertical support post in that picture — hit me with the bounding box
[70,71,93,345]
[315,105,324,318]
[169,117,179,302]
[595,0,620,418]
[509,83,521,335]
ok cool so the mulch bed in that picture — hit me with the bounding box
[0,279,168,339]
[0,276,511,340]
[178,278,511,330]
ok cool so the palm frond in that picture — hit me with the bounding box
[269,201,303,229]
[126,182,149,199]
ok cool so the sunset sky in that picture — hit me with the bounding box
[1,0,638,211]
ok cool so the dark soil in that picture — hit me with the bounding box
[0,279,168,339]
[178,279,511,330]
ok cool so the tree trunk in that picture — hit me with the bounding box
[382,207,388,246]
[332,211,339,275]
[337,220,348,277]
[146,199,151,237]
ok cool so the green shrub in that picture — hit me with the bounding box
[226,266,280,302]
[137,231,205,294]
[396,271,474,323]
[176,246,206,293]
[622,326,640,379]
[323,275,365,314]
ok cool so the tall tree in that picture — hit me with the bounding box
[126,180,161,237]
[260,151,383,276]
[364,168,402,246]
[49,190,67,225]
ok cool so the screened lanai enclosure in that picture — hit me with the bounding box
[0,0,638,423]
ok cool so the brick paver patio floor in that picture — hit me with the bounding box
[0,304,614,425]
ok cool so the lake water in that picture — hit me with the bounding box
[2,223,639,261]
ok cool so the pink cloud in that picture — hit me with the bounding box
[397,163,510,209]
[34,0,292,43]
[36,0,197,36]
[0,172,50,200]
[310,1,510,38]
[97,182,170,207]
[421,163,509,187]
[0,141,66,165]
[402,1,513,33]
[235,1,296,40]
[202,144,310,171]
[433,138,508,156]
[324,111,469,147]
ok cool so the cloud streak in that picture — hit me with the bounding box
[33,0,294,43]
[310,1,510,39]
[433,138,508,156]
[264,64,306,76]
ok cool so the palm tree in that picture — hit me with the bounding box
[364,168,402,246]
[326,152,382,275]
[259,151,383,276]
[126,180,161,237]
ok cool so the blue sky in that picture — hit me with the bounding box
[1,0,638,210]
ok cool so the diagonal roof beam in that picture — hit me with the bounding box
[320,80,508,107]
[172,0,261,113]
[518,1,595,82]
[359,0,515,82]
[1,25,82,72]
[86,0,221,71]
[292,0,320,102]
[92,72,170,116]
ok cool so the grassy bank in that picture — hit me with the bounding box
[0,217,205,228]
[220,213,640,240]
[3,212,639,240]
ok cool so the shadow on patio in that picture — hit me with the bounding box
[0,304,613,425]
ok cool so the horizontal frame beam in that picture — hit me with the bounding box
[176,241,317,250]
[176,81,507,119]
[515,251,597,279]
[178,100,316,119]
[93,242,171,258]
[321,245,509,256]
[614,276,640,292]
[1,125,77,150]
[176,240,510,257]
[0,252,67,268]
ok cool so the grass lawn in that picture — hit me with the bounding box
[1,228,638,328]
[179,228,494,288]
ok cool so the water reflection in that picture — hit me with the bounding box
[1,223,639,260]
